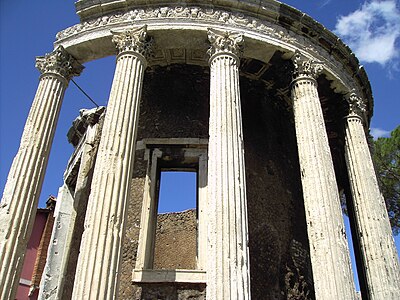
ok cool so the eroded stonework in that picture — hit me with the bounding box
[3,1,399,299]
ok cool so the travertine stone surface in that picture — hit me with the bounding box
[291,51,356,299]
[207,28,251,300]
[39,107,104,300]
[344,92,400,300]
[39,184,74,300]
[72,26,151,299]
[0,46,82,300]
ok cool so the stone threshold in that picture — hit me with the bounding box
[132,269,206,283]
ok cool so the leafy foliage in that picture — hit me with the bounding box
[372,126,400,235]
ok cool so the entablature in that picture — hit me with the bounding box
[58,1,373,121]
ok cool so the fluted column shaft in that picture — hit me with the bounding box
[39,107,105,300]
[291,52,356,299]
[0,46,82,300]
[72,26,151,300]
[207,29,251,300]
[344,93,400,299]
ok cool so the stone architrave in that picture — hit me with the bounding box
[71,26,152,299]
[0,46,83,300]
[290,51,356,299]
[344,92,400,299]
[207,28,251,300]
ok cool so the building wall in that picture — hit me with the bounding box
[116,64,314,299]
[154,210,197,270]
[241,77,313,299]
[16,209,53,300]
[118,64,210,299]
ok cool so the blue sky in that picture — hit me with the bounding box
[1,0,399,291]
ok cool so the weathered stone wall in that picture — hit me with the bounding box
[133,283,206,299]
[118,65,314,299]
[61,114,105,300]
[118,64,209,299]
[119,149,148,299]
[154,210,197,270]
[241,77,314,299]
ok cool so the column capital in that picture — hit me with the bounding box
[111,25,152,58]
[291,50,323,80]
[35,46,84,80]
[345,91,366,122]
[207,28,244,62]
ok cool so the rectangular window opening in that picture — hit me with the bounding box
[153,170,198,270]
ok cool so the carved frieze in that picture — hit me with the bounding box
[291,50,323,80]
[112,25,153,57]
[56,6,297,45]
[54,5,371,121]
[207,28,244,59]
[35,46,84,80]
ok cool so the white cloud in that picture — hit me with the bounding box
[334,0,400,65]
[370,127,391,139]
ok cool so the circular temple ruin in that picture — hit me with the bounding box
[1,1,399,299]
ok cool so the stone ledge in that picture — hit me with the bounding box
[136,138,209,150]
[132,269,206,283]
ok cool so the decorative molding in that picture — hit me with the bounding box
[56,6,297,45]
[54,5,372,122]
[111,25,153,57]
[35,46,84,80]
[292,50,323,80]
[345,91,366,122]
[207,28,244,59]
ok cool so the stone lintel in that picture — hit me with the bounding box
[136,138,209,150]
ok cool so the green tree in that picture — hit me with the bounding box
[372,125,400,235]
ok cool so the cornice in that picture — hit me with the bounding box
[61,1,372,121]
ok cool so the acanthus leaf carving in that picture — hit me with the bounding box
[35,46,84,80]
[292,50,323,80]
[111,25,153,58]
[207,28,244,59]
[346,90,366,122]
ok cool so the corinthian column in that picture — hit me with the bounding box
[72,26,151,299]
[290,51,356,299]
[0,46,83,300]
[344,92,400,299]
[206,28,251,300]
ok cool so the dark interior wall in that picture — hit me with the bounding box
[241,77,314,300]
[118,64,315,299]
[119,65,209,299]
[136,65,210,140]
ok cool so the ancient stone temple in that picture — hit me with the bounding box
[0,0,399,299]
